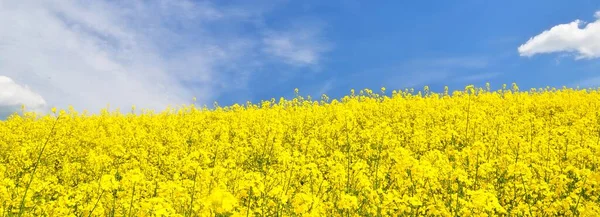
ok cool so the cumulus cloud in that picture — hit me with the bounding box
[0,0,329,118]
[518,11,600,59]
[0,76,47,118]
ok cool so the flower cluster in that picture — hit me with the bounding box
[1,83,600,216]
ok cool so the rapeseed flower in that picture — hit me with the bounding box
[1,84,600,216]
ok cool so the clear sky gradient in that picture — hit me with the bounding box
[1,0,600,118]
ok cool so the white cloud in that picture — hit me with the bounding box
[0,0,329,117]
[0,0,222,114]
[0,76,47,118]
[573,76,600,88]
[453,72,500,83]
[518,11,600,59]
[414,57,489,69]
[347,56,491,90]
[262,26,330,66]
[318,80,334,95]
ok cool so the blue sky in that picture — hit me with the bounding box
[1,0,600,117]
[243,0,600,102]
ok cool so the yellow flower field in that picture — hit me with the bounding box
[1,83,600,216]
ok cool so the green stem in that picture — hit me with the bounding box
[128,183,136,217]
[88,190,105,217]
[17,115,60,217]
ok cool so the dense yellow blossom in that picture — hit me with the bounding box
[1,84,600,216]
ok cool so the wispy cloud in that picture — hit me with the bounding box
[381,56,491,88]
[0,0,330,118]
[262,25,331,66]
[387,70,452,89]
[518,10,600,59]
[453,72,500,83]
[573,76,600,88]
[318,80,335,94]
[426,57,489,69]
